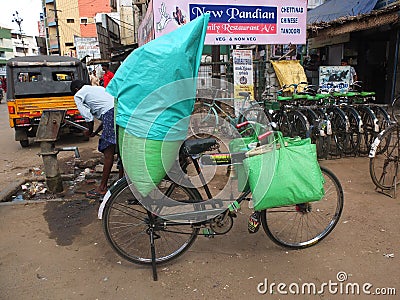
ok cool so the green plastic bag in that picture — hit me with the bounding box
[243,132,325,211]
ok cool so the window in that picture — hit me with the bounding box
[52,71,75,81]
[67,19,74,23]
[110,0,117,10]
[18,72,42,82]
[0,51,5,58]
[80,18,88,25]
[65,42,73,47]
[16,47,25,53]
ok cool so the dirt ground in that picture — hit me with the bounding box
[1,155,399,299]
[0,105,399,299]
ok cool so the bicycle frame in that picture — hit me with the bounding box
[99,129,343,282]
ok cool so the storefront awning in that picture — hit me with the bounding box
[307,0,379,24]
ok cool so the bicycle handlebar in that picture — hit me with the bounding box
[236,121,273,141]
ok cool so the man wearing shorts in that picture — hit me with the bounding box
[70,80,121,198]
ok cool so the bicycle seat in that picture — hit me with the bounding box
[360,91,375,97]
[277,95,292,101]
[183,138,218,155]
[345,92,359,97]
[292,93,309,100]
[332,92,346,97]
[315,93,331,100]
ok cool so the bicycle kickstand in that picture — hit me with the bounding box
[149,227,158,281]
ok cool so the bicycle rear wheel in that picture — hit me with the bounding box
[328,107,348,156]
[341,106,361,155]
[369,125,400,190]
[357,105,378,155]
[260,166,344,249]
[102,177,201,265]
[287,110,310,138]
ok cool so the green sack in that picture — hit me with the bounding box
[243,132,325,211]
[119,127,181,197]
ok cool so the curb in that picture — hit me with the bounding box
[0,173,103,203]
[0,178,26,203]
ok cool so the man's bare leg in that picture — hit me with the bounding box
[98,145,115,193]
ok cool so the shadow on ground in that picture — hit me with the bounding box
[43,200,97,246]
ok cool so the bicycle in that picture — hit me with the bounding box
[99,124,344,280]
[239,83,310,139]
[189,88,261,138]
[369,94,400,196]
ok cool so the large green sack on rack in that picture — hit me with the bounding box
[119,127,181,197]
[243,132,325,211]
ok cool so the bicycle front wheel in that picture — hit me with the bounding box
[260,166,344,249]
[102,177,201,265]
[369,125,400,190]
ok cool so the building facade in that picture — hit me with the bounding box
[307,0,400,103]
[0,26,13,72]
[43,0,134,58]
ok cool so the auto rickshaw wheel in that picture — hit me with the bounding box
[20,140,29,147]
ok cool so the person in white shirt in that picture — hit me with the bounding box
[90,70,100,86]
[70,80,120,198]
[341,58,358,84]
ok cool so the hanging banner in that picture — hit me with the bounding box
[152,0,307,45]
[233,49,254,116]
[74,37,101,60]
[319,66,351,92]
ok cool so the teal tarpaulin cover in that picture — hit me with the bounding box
[106,13,210,141]
[105,14,209,197]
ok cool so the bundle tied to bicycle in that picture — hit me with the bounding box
[106,14,210,197]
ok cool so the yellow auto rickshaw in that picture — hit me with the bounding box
[6,55,90,147]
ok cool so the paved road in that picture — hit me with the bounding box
[0,102,96,191]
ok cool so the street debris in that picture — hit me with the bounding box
[383,253,394,258]
[20,181,47,199]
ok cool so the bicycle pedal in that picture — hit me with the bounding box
[202,228,215,238]
[247,212,261,234]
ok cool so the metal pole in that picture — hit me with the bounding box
[12,11,26,56]
[40,142,64,193]
[54,0,61,55]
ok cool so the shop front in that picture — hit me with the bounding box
[307,2,400,104]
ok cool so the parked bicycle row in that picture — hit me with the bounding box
[205,82,393,159]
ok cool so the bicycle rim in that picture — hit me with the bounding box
[287,110,309,138]
[260,167,344,249]
[370,126,400,190]
[329,111,347,156]
[342,108,361,155]
[358,107,377,155]
[316,135,331,160]
[276,111,292,137]
[103,178,200,265]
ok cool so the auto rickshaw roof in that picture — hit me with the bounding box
[7,55,83,67]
